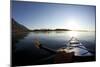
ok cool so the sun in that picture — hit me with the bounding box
[66,20,81,30]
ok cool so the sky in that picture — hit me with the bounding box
[12,1,96,30]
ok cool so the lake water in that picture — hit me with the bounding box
[13,31,96,65]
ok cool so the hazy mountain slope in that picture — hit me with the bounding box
[12,19,29,33]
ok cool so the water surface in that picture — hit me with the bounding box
[13,31,96,65]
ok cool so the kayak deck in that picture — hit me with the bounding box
[57,37,92,56]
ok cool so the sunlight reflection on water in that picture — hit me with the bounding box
[67,31,79,38]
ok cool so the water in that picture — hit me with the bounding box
[13,31,96,65]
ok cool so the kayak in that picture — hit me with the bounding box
[57,37,93,56]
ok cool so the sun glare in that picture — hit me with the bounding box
[66,20,81,30]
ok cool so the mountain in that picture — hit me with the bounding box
[12,18,29,33]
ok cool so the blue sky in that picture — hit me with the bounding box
[12,1,96,30]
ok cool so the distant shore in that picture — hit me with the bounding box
[28,29,95,32]
[33,29,71,31]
